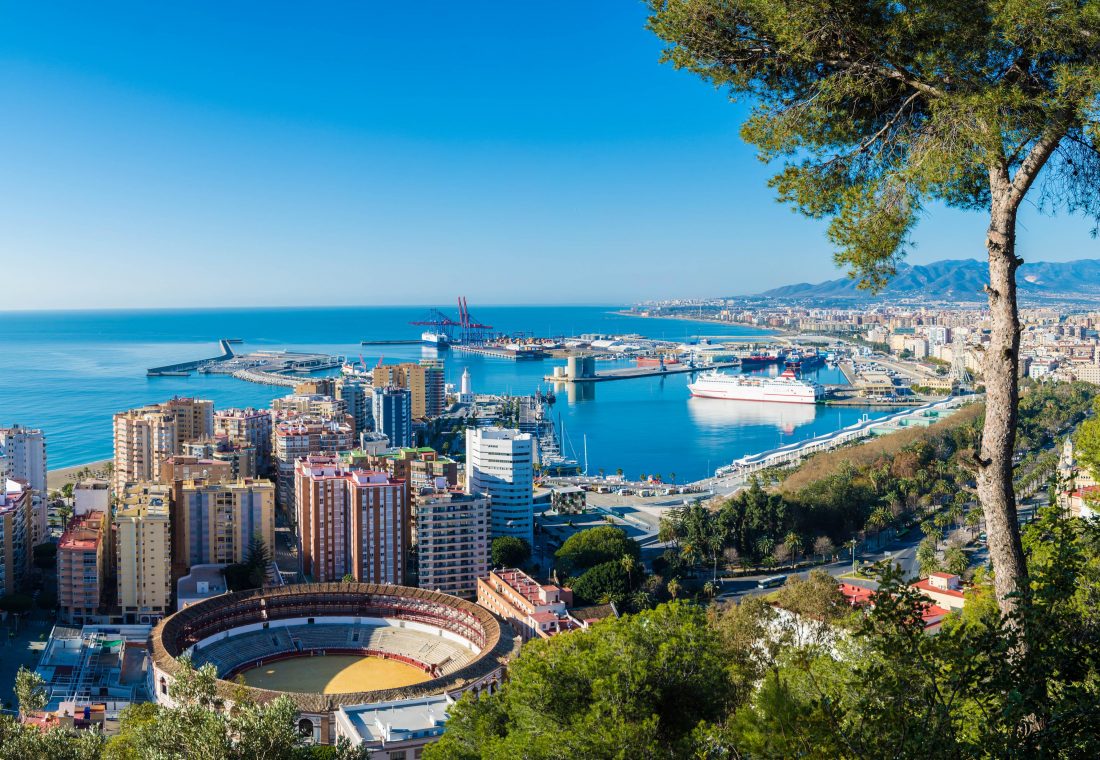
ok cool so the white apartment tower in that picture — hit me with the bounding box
[465,427,534,544]
[0,426,47,545]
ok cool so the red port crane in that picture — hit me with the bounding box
[409,298,494,343]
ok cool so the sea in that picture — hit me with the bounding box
[0,306,889,480]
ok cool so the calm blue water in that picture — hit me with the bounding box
[0,306,887,479]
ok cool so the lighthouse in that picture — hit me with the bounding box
[459,367,474,404]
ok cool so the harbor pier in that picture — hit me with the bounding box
[544,359,741,384]
[147,339,236,376]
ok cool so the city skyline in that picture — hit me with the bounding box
[4,1,1100,311]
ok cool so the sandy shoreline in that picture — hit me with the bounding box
[46,460,112,490]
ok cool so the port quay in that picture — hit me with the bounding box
[147,339,344,387]
[710,394,980,481]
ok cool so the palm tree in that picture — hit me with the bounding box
[866,506,892,547]
[615,468,624,478]
[784,531,804,564]
[756,536,775,563]
[667,578,682,600]
[702,580,718,599]
[680,541,702,572]
[669,472,677,484]
[621,555,637,591]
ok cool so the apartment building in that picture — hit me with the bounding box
[161,455,233,485]
[114,483,172,624]
[352,447,458,504]
[372,387,413,449]
[169,478,275,582]
[271,393,348,422]
[294,455,407,584]
[335,377,372,433]
[373,360,444,419]
[113,398,213,491]
[272,417,355,509]
[0,479,32,596]
[180,436,258,480]
[476,568,580,640]
[213,408,274,474]
[465,427,535,544]
[58,510,107,625]
[0,426,47,545]
[415,489,489,599]
[421,359,446,417]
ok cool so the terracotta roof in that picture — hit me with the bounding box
[912,578,966,599]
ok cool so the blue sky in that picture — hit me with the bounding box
[1,1,1097,309]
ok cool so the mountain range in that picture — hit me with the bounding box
[756,258,1100,300]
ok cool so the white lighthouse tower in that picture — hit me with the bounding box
[459,367,474,404]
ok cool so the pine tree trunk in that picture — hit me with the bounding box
[977,190,1029,619]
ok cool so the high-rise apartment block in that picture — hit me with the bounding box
[1,425,47,545]
[415,489,489,599]
[273,417,355,509]
[372,361,444,419]
[465,427,535,544]
[294,455,407,584]
[169,478,275,581]
[213,408,274,474]
[58,510,107,625]
[113,398,213,490]
[114,483,172,624]
[161,455,234,485]
[271,393,348,422]
[421,359,446,418]
[0,479,31,596]
[372,387,413,449]
[351,447,458,502]
[335,377,372,433]
[179,437,258,480]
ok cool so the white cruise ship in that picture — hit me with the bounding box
[688,368,824,405]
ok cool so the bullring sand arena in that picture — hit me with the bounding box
[238,654,430,694]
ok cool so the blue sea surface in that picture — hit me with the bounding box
[0,305,888,478]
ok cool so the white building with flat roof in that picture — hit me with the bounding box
[465,427,534,544]
[334,694,452,757]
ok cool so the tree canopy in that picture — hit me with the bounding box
[427,506,1100,758]
[647,0,1100,618]
[553,525,639,576]
[490,536,531,568]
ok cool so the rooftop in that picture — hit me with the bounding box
[337,694,452,745]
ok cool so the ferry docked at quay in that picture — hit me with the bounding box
[688,366,825,405]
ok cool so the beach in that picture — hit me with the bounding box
[46,460,112,490]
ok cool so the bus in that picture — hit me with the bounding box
[757,575,788,589]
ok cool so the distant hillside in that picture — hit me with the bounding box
[757,258,1100,300]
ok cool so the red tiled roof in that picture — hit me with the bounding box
[912,579,966,599]
[838,582,875,606]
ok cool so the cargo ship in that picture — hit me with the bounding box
[740,350,786,368]
[688,367,824,404]
[636,355,682,368]
[422,331,451,348]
